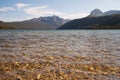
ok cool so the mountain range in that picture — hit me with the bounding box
[88,9,120,17]
[58,9,120,29]
[0,15,69,30]
[0,9,120,30]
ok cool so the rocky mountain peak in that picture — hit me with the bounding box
[89,9,120,17]
[27,15,69,28]
[90,9,103,17]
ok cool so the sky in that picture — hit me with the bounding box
[0,0,120,22]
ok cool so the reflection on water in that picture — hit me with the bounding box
[0,30,120,80]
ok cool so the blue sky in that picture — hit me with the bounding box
[0,0,120,22]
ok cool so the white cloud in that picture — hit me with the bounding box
[24,6,89,19]
[0,7,15,12]
[16,3,30,9]
[63,13,89,19]
[24,6,64,17]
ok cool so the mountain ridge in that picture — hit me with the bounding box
[1,9,120,30]
[58,14,120,29]
[89,9,120,17]
[0,15,69,30]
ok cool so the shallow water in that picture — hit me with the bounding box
[0,30,120,80]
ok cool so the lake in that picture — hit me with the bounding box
[0,30,120,80]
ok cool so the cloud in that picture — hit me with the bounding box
[24,6,89,19]
[0,3,30,12]
[16,3,30,9]
[63,13,89,19]
[0,7,15,12]
[0,4,88,19]
[24,6,64,17]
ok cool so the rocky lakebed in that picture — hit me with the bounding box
[0,30,120,80]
